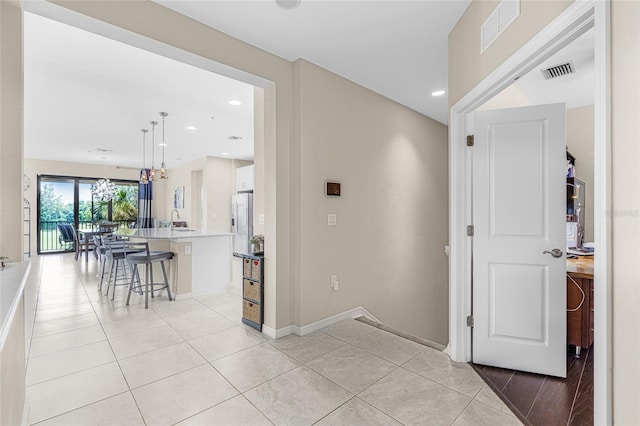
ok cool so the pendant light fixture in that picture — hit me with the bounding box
[140,128,149,184]
[149,120,158,181]
[159,112,169,179]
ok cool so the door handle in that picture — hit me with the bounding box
[543,248,563,258]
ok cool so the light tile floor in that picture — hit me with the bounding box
[24,254,522,425]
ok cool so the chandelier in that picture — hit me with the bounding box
[91,178,117,201]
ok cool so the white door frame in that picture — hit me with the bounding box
[448,0,611,424]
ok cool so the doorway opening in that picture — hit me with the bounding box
[449,1,610,424]
[468,25,595,423]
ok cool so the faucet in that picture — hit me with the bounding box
[170,209,180,229]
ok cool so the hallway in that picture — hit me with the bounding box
[24,254,520,425]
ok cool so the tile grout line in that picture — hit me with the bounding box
[525,376,548,419]
[79,262,150,426]
[566,348,589,426]
[26,255,131,425]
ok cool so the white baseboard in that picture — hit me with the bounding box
[261,323,293,339]
[261,306,380,339]
[443,344,451,356]
[174,292,193,299]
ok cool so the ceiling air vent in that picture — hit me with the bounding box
[227,136,243,141]
[541,61,576,80]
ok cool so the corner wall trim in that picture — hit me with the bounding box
[21,399,29,426]
[261,306,381,339]
[261,324,293,339]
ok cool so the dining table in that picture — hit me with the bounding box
[76,228,112,263]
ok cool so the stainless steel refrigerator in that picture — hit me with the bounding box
[231,193,253,255]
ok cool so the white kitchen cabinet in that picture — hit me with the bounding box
[236,165,254,192]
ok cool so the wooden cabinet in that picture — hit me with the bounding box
[567,274,594,351]
[241,254,263,331]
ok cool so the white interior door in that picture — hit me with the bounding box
[473,103,567,377]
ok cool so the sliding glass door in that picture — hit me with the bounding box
[37,175,138,254]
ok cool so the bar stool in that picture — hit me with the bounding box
[103,237,132,300]
[124,241,174,308]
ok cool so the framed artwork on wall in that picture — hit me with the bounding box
[174,186,184,209]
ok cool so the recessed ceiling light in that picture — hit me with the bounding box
[221,152,230,156]
[186,126,197,131]
[431,90,446,97]
[159,143,168,147]
[228,100,242,106]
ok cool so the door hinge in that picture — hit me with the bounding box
[466,135,474,147]
[466,315,474,327]
[466,225,474,236]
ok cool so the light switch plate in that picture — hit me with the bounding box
[328,213,337,226]
[184,245,191,255]
[259,213,265,225]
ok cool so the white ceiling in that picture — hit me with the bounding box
[24,12,256,169]
[24,2,594,171]
[513,28,594,108]
[155,0,471,125]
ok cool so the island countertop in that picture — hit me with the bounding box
[116,228,232,240]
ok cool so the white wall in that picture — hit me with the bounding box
[296,60,450,344]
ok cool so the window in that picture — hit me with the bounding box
[37,175,138,253]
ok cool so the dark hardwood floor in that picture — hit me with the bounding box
[472,347,593,426]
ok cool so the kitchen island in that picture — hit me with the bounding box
[0,261,30,425]
[117,229,233,296]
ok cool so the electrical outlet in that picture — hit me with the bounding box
[328,213,337,226]
[184,245,191,255]
[259,213,265,225]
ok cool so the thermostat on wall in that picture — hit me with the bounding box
[325,181,341,197]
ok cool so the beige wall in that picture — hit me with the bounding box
[0,1,24,261]
[449,0,640,422]
[203,156,234,232]
[296,60,450,343]
[449,0,573,106]
[253,87,266,237]
[611,1,640,423]
[160,157,205,225]
[567,105,594,242]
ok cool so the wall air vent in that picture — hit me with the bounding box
[227,136,243,141]
[481,0,521,52]
[541,61,576,80]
